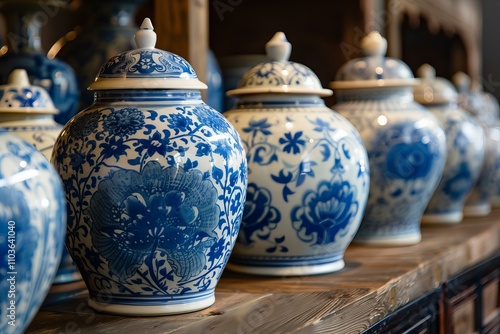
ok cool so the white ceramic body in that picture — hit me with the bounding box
[224,95,370,276]
[0,133,66,334]
[52,90,247,315]
[334,87,447,246]
[422,103,485,223]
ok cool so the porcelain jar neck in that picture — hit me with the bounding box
[235,94,326,108]
[93,90,204,104]
[335,86,414,103]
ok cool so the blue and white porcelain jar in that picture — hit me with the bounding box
[0,133,66,334]
[0,69,81,285]
[224,32,369,276]
[331,32,446,246]
[51,18,247,315]
[414,65,485,223]
[453,72,500,216]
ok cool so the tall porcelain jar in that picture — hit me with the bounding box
[224,32,370,276]
[331,32,446,246]
[0,133,66,334]
[413,65,485,223]
[453,72,500,216]
[51,19,247,316]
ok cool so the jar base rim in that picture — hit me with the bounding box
[422,211,463,224]
[354,233,421,247]
[225,259,345,276]
[88,295,215,316]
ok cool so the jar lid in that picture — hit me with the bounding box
[0,69,58,114]
[413,64,457,104]
[89,18,207,91]
[330,31,415,90]
[226,32,332,97]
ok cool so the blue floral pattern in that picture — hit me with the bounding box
[237,61,324,92]
[0,134,65,334]
[53,99,246,301]
[226,108,369,265]
[99,49,197,79]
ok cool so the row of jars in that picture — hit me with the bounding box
[1,19,499,332]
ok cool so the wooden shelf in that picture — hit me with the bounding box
[27,210,500,333]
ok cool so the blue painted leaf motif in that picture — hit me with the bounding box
[271,170,294,184]
[275,236,285,243]
[283,185,294,202]
[89,161,220,282]
[239,183,280,245]
[242,118,273,135]
[266,246,277,253]
[320,143,332,162]
[342,143,351,159]
[291,179,359,245]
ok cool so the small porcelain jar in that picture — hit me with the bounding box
[0,133,66,334]
[0,69,81,285]
[453,72,500,216]
[224,32,370,276]
[0,69,62,160]
[52,19,247,315]
[331,32,446,246]
[414,65,485,223]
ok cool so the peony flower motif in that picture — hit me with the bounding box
[102,107,145,138]
[239,183,280,245]
[69,112,100,140]
[88,161,220,282]
[167,113,193,134]
[291,180,358,245]
[194,106,231,134]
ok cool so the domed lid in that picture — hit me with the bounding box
[0,69,58,114]
[226,32,332,97]
[90,18,207,91]
[413,64,457,104]
[330,31,416,90]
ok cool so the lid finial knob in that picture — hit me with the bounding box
[417,64,436,81]
[361,31,387,57]
[8,69,31,86]
[135,18,157,49]
[265,32,291,62]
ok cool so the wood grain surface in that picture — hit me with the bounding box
[27,211,500,334]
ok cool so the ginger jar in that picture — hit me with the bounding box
[331,32,446,246]
[51,19,247,315]
[0,69,81,285]
[414,65,485,223]
[224,32,370,276]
